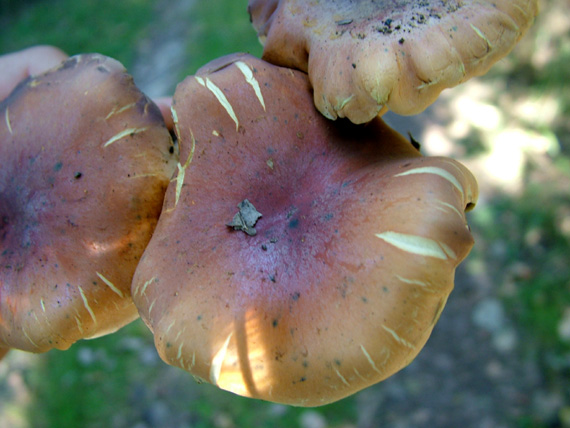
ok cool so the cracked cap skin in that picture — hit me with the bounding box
[132,53,478,407]
[249,0,539,123]
[0,54,178,353]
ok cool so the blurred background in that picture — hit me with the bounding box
[0,0,568,427]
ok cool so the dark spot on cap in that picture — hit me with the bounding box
[60,57,79,70]
[288,218,299,229]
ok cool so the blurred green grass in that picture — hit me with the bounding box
[0,0,262,77]
[0,0,156,67]
[467,0,570,379]
[182,0,262,75]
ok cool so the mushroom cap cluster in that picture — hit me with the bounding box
[249,0,539,123]
[131,54,478,406]
[0,54,177,353]
[1,0,538,405]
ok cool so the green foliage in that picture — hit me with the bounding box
[26,324,143,428]
[181,0,262,76]
[0,0,155,69]
[470,160,570,417]
[472,178,570,350]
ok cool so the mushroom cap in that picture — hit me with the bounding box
[132,53,478,406]
[248,0,539,123]
[0,54,178,352]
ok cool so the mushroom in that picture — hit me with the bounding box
[131,54,478,406]
[0,45,68,103]
[248,0,539,123]
[0,54,178,353]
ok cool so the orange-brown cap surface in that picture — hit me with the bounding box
[249,0,539,123]
[0,54,178,352]
[132,53,478,406]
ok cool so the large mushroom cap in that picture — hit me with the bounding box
[0,54,178,352]
[249,0,539,123]
[132,53,478,406]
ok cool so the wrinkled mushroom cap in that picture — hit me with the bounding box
[132,54,478,406]
[249,0,539,123]
[0,54,178,352]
